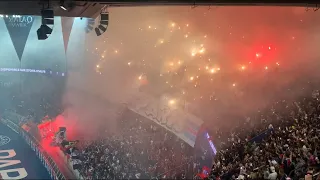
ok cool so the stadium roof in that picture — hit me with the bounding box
[0,1,103,18]
[84,1,320,7]
[0,1,319,18]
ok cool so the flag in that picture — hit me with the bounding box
[197,166,210,179]
[4,15,34,61]
[61,17,74,54]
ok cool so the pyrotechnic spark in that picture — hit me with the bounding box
[87,7,296,110]
[169,99,175,105]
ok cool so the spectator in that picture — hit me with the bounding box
[209,89,320,180]
[72,110,203,179]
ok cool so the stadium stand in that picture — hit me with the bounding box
[208,90,320,180]
[58,108,204,179]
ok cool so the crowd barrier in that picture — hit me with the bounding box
[0,118,66,180]
[57,150,84,180]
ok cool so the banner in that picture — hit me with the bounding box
[4,15,34,61]
[61,17,74,54]
[128,93,204,147]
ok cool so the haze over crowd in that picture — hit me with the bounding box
[60,6,320,138]
[1,6,319,139]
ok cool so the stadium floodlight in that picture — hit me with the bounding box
[60,6,67,11]
[60,0,67,11]
[41,9,54,25]
[94,12,109,36]
[37,9,54,40]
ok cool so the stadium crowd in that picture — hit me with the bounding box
[67,109,203,180]
[209,90,320,180]
[3,75,320,180]
[62,88,320,180]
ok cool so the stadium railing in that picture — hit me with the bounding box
[57,150,84,180]
[0,117,66,180]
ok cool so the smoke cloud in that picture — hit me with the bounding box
[63,6,320,137]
